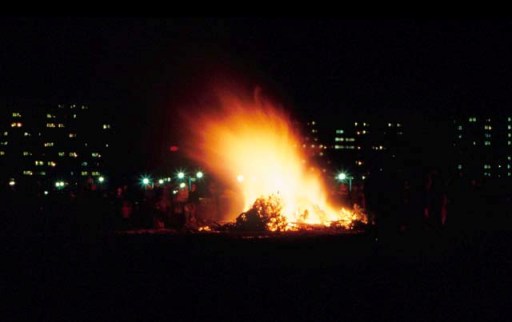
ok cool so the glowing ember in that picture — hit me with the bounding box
[184,88,366,231]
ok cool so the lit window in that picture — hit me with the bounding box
[23,132,31,137]
[102,124,111,130]
[23,151,32,156]
[12,112,22,118]
[1,141,8,146]
[11,122,22,128]
[46,114,54,119]
[48,161,56,167]
[44,142,54,147]
[354,122,358,126]
[68,133,76,138]
[73,114,77,119]
[81,171,88,176]
[335,138,344,142]
[69,152,78,158]
[81,161,88,166]
[40,171,46,176]
[91,171,100,176]
[457,126,463,130]
[58,123,65,128]
[58,152,65,157]
[388,123,392,127]
[0,151,4,156]
[46,123,55,128]
[23,170,33,176]
[397,123,401,127]
[484,141,491,146]
[81,105,88,110]
[91,152,102,158]
[35,161,44,166]
[458,135,462,139]
[509,125,512,130]
[105,144,109,148]
[3,132,7,136]
[457,164,462,170]
[335,130,344,134]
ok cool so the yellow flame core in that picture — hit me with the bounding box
[185,91,363,230]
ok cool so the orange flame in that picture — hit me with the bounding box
[183,88,364,230]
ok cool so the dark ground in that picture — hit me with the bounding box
[4,226,512,321]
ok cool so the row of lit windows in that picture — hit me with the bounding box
[334,145,356,150]
[334,137,355,142]
[12,112,22,118]
[46,123,65,128]
[65,104,88,110]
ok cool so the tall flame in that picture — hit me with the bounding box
[183,88,363,229]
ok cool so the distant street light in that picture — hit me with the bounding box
[98,176,105,183]
[336,172,353,191]
[336,173,347,181]
[196,171,204,179]
[177,172,185,180]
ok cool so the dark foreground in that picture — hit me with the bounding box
[5,228,512,321]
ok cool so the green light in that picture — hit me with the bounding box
[337,173,347,181]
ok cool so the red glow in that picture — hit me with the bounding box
[169,145,179,152]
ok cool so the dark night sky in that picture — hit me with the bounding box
[2,17,512,172]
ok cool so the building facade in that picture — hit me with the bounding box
[453,115,512,180]
[0,102,112,190]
